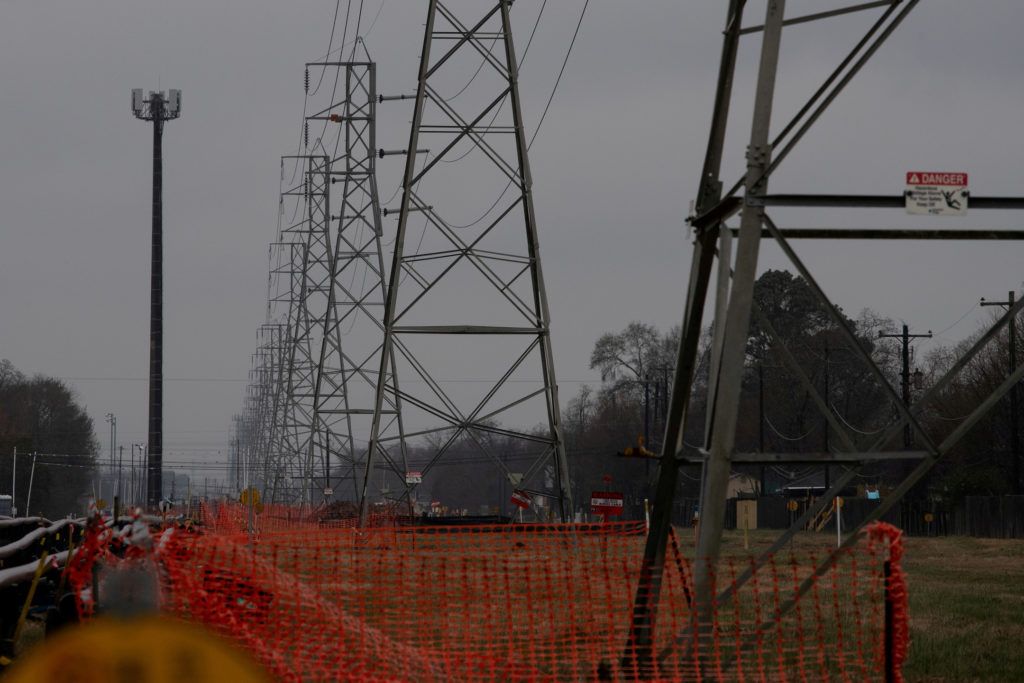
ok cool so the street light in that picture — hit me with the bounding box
[131,443,146,508]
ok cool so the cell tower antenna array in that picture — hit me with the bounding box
[132,88,181,508]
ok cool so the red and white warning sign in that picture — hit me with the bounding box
[510,489,532,509]
[590,491,624,516]
[905,171,968,216]
[405,471,423,485]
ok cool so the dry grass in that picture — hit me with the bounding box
[900,536,1024,682]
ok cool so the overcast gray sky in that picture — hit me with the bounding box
[1,1,1022,487]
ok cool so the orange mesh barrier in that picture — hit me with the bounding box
[69,513,907,681]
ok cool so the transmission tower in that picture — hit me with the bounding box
[626,0,1024,675]
[252,237,309,503]
[242,52,411,508]
[304,52,411,508]
[363,0,573,522]
[237,155,329,506]
[252,321,291,501]
[275,154,332,506]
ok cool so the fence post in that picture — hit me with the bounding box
[884,559,894,683]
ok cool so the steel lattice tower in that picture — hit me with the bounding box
[363,0,573,522]
[306,53,411,507]
[241,53,411,508]
[254,321,290,500]
[261,238,308,502]
[626,1,1024,675]
[239,155,331,506]
[278,155,332,506]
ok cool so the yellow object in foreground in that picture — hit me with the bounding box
[240,487,260,506]
[8,615,270,682]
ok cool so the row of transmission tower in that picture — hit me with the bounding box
[232,1,573,520]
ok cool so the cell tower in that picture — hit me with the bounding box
[131,88,181,508]
[363,0,573,521]
[628,0,1024,675]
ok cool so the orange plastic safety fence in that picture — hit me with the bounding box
[70,515,908,681]
[867,521,909,683]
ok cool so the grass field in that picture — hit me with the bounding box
[900,535,1024,682]
[708,528,1024,682]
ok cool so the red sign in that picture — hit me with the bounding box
[906,171,968,186]
[510,489,531,509]
[591,491,624,516]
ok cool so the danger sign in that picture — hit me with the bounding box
[906,172,967,186]
[510,489,531,509]
[906,170,968,216]
[591,491,624,516]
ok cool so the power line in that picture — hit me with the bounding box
[434,0,591,230]
[307,0,344,97]
[829,403,890,436]
[930,301,979,339]
[528,0,589,150]
[439,0,549,156]
[763,415,815,442]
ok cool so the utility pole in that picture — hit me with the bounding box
[823,341,830,490]
[130,445,137,507]
[879,325,932,448]
[132,88,181,508]
[131,443,145,507]
[25,453,36,517]
[105,413,116,496]
[982,292,1020,494]
[230,437,239,493]
[758,361,766,495]
[11,447,16,517]
[643,376,651,477]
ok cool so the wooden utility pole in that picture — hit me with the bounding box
[879,325,932,448]
[982,292,1020,493]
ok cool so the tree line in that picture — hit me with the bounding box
[565,270,1022,509]
[318,268,1019,517]
[0,359,97,518]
